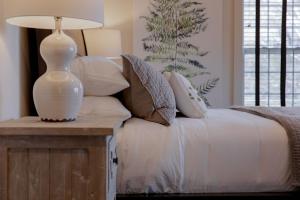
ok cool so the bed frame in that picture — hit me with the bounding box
[29,30,300,200]
[117,191,300,199]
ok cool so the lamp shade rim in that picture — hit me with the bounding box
[6,16,104,30]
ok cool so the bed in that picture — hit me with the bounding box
[28,29,300,198]
[116,109,295,195]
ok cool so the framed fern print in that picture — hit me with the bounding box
[133,0,224,107]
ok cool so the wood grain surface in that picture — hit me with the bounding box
[0,116,121,200]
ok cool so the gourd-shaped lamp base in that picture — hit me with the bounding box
[33,17,83,122]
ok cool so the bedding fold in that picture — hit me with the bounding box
[231,106,300,186]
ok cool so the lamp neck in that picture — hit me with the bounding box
[54,16,63,34]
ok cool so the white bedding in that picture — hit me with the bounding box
[116,109,294,194]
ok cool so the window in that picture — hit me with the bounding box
[244,0,300,107]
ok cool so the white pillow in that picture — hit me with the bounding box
[78,96,131,121]
[168,72,207,118]
[71,56,129,96]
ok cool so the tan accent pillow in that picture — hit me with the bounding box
[121,55,176,126]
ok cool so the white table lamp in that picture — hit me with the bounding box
[83,29,122,59]
[4,0,104,122]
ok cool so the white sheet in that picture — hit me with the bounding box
[116,109,294,194]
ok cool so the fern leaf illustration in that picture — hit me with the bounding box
[197,78,219,96]
[141,0,219,106]
[200,95,211,107]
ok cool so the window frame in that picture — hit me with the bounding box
[241,0,300,107]
[233,0,245,105]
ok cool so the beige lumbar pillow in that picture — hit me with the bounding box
[168,71,207,118]
[121,55,176,126]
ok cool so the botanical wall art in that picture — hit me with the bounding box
[133,0,224,107]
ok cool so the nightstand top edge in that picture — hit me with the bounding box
[0,116,125,136]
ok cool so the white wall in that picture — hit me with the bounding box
[86,0,241,107]
[130,0,240,107]
[0,0,29,121]
[102,0,243,107]
[104,0,133,54]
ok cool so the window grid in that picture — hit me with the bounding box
[244,0,300,107]
[267,0,271,106]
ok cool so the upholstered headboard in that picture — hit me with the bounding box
[33,28,111,73]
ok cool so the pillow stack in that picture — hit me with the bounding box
[71,55,208,127]
[70,56,132,121]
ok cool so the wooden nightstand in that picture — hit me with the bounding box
[0,116,123,200]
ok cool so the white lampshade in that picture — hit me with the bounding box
[4,0,104,29]
[83,29,122,59]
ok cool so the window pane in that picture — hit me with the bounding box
[269,73,280,94]
[295,95,300,106]
[260,73,269,94]
[244,0,300,107]
[287,54,294,73]
[245,54,255,72]
[245,73,255,94]
[286,73,294,94]
[244,0,256,49]
[270,95,281,107]
[245,95,255,106]
[269,54,281,72]
[260,95,269,106]
[295,73,300,93]
[260,54,269,72]
[295,54,300,72]
[286,95,294,107]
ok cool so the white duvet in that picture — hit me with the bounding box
[116,109,294,194]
